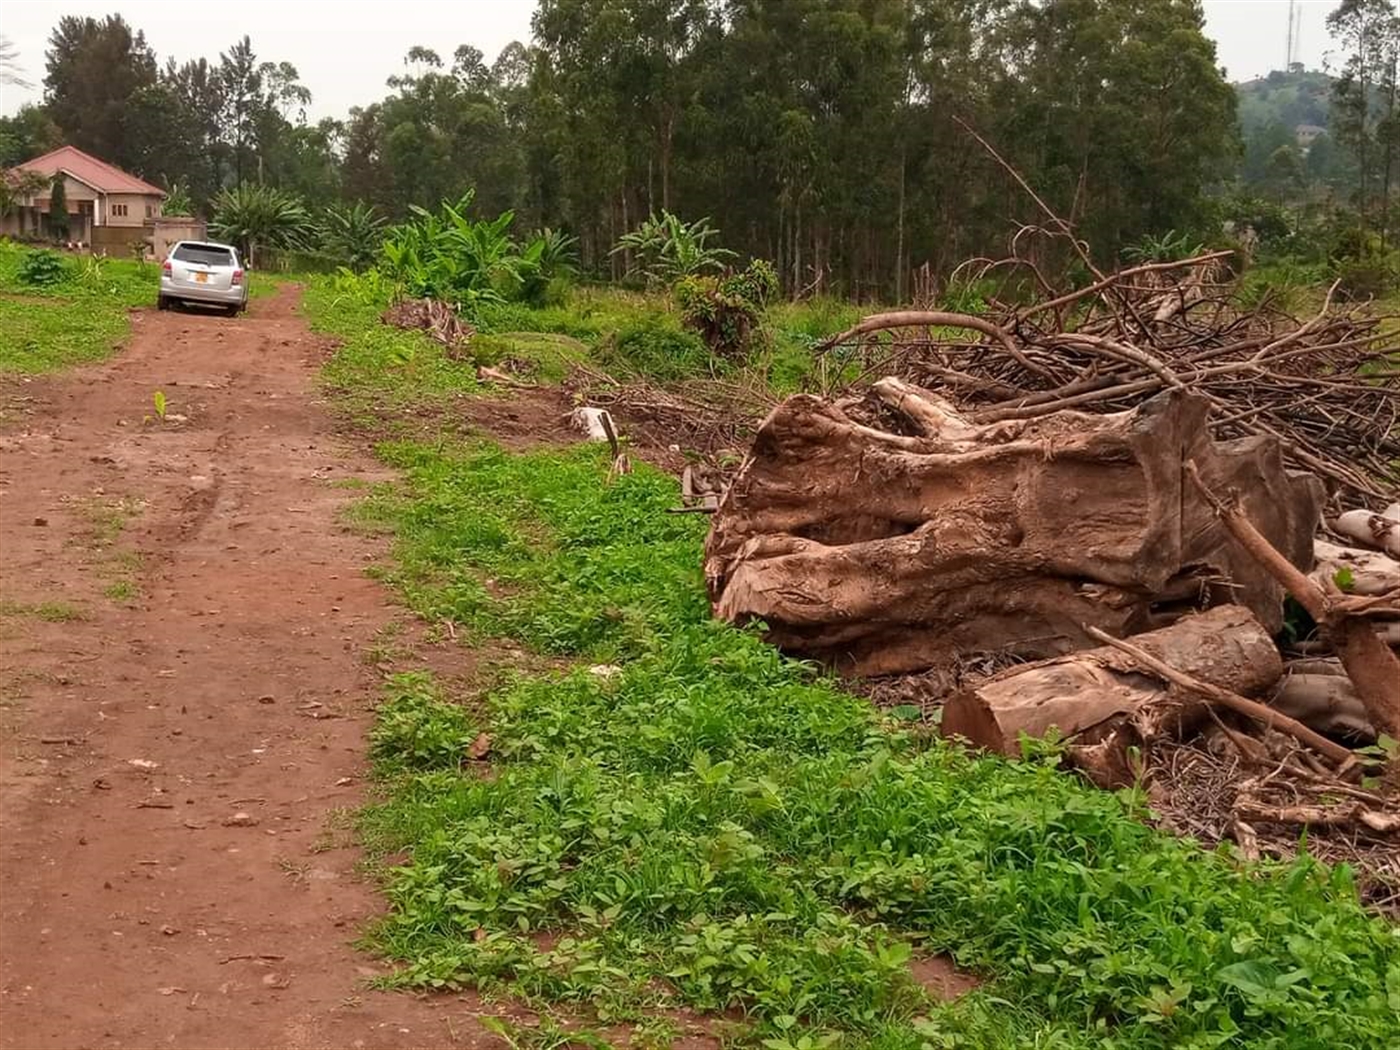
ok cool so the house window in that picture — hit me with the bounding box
[112,203,127,217]
[145,204,153,218]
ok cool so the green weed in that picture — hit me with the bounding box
[0,599,88,623]
[103,580,138,602]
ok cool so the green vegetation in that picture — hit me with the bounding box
[0,243,154,372]
[0,599,89,623]
[321,202,387,272]
[8,2,1243,297]
[613,211,736,286]
[209,183,313,267]
[377,192,580,316]
[0,241,281,375]
[300,287,1400,1050]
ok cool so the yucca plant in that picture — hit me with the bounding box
[209,183,312,267]
[321,202,386,272]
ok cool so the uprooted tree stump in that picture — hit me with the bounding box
[704,384,1323,675]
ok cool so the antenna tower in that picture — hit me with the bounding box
[1285,0,1302,69]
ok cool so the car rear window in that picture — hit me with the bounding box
[172,244,234,267]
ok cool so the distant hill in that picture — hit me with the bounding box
[1235,67,1334,133]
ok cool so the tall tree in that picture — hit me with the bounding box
[48,174,69,239]
[0,105,62,167]
[219,36,263,183]
[1328,0,1400,243]
[42,15,157,168]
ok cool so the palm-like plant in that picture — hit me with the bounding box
[378,191,527,312]
[518,227,579,305]
[612,210,736,285]
[161,182,194,217]
[209,183,312,267]
[321,202,386,272]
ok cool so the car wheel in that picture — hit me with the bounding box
[157,295,168,311]
[225,304,240,318]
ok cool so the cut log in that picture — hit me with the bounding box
[1333,509,1400,559]
[941,606,1281,769]
[1272,671,1373,739]
[705,387,1323,675]
[1312,540,1400,596]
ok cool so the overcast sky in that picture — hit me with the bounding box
[0,0,1345,122]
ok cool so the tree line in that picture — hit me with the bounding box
[2,1,1387,298]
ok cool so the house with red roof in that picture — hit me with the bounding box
[2,145,167,244]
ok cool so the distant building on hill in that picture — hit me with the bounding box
[1294,124,1326,148]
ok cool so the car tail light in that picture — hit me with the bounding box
[232,269,243,286]
[161,259,172,274]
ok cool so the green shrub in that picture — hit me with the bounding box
[17,249,67,287]
[1334,256,1395,301]
[320,201,387,272]
[675,258,778,356]
[1235,259,1327,312]
[604,314,711,380]
[370,671,477,773]
[378,195,577,317]
[210,183,314,267]
[612,210,736,286]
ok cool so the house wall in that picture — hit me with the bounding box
[151,219,207,261]
[104,193,159,227]
[48,175,99,208]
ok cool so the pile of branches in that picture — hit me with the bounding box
[817,246,1399,502]
[381,298,475,358]
[566,361,774,455]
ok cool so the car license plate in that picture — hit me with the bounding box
[195,272,208,284]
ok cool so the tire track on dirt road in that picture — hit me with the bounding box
[0,286,497,1049]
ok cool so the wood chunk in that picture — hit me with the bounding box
[941,605,1280,760]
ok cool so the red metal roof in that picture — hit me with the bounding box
[12,145,166,197]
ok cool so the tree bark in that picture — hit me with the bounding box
[1312,539,1400,595]
[1273,670,1372,739]
[1333,508,1400,558]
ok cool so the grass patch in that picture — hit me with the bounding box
[345,433,1400,1049]
[0,241,284,374]
[306,271,866,408]
[0,296,137,374]
[103,579,138,602]
[0,243,158,373]
[0,599,88,623]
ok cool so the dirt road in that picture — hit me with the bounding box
[0,288,491,1048]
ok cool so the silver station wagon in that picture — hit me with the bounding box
[158,240,249,316]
